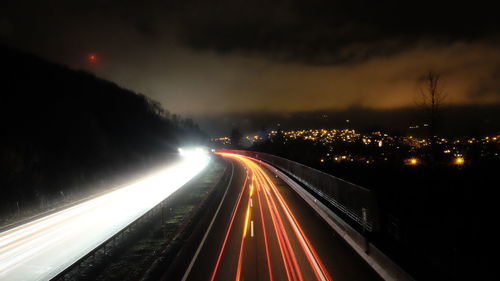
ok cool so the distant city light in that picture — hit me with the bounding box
[454,157,465,165]
[212,130,500,166]
[405,158,419,166]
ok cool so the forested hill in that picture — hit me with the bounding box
[0,46,205,223]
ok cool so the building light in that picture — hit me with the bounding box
[405,158,419,166]
[454,157,465,165]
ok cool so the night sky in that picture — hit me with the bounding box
[2,0,500,119]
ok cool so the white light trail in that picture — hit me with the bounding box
[0,150,210,281]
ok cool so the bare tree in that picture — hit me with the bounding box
[418,71,447,159]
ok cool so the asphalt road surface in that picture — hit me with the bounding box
[182,153,382,281]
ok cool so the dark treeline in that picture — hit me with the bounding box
[250,137,498,280]
[197,104,500,138]
[0,46,206,224]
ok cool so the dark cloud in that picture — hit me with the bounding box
[172,0,500,64]
[5,0,499,65]
[2,0,500,119]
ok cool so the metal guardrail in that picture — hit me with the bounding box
[221,150,380,232]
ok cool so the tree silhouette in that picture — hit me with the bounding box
[418,70,447,160]
[0,46,206,222]
[230,128,242,149]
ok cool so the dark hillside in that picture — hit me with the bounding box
[0,46,204,224]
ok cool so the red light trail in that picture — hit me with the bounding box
[209,173,249,281]
[213,153,333,281]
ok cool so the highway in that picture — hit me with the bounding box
[0,150,209,281]
[182,153,382,281]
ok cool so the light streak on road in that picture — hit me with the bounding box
[257,167,304,281]
[0,150,210,281]
[256,181,274,281]
[235,202,252,281]
[215,153,332,281]
[209,173,249,281]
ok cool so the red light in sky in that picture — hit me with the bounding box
[88,54,97,63]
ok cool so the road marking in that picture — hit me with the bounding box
[180,161,235,281]
[251,220,254,237]
[250,198,253,207]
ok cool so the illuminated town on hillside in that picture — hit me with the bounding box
[213,128,500,166]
